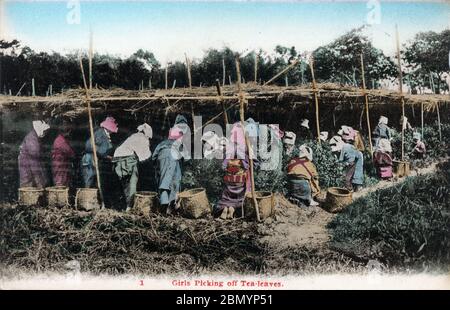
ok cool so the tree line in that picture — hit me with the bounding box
[0,27,448,96]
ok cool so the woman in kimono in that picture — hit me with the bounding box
[215,122,249,220]
[152,115,188,215]
[81,116,118,188]
[18,120,50,188]
[51,120,75,187]
[373,138,393,179]
[373,116,391,147]
[286,144,320,207]
[338,125,365,152]
[113,123,152,211]
[339,129,364,191]
[412,132,426,159]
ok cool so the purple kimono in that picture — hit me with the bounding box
[215,158,249,216]
[18,129,48,188]
[52,134,75,186]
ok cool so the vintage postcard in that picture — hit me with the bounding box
[0,0,449,295]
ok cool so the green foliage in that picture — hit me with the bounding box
[391,122,450,160]
[255,167,287,194]
[328,161,450,267]
[181,159,224,203]
[306,142,345,188]
[312,26,397,86]
[403,30,450,94]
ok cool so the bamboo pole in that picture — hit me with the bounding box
[79,55,105,209]
[235,55,259,221]
[421,102,424,139]
[165,65,168,90]
[16,82,26,96]
[31,78,35,96]
[436,102,442,142]
[222,58,226,87]
[89,30,93,90]
[263,59,299,86]
[185,53,192,89]
[254,53,258,83]
[215,79,228,125]
[395,25,405,161]
[193,102,239,135]
[185,53,195,132]
[309,57,321,144]
[360,54,373,154]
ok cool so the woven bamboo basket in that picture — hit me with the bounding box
[177,188,211,219]
[324,187,353,213]
[75,188,100,211]
[18,187,45,206]
[46,186,69,207]
[244,191,274,220]
[132,191,158,216]
[393,160,410,178]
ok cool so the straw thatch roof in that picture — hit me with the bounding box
[1,83,448,117]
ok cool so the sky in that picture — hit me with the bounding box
[1,0,449,62]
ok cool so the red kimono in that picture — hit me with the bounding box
[52,134,75,186]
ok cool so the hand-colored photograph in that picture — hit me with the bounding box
[0,0,449,291]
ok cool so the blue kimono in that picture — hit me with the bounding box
[339,143,364,188]
[373,123,391,147]
[152,139,185,205]
[81,127,113,188]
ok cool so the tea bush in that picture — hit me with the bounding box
[328,161,450,268]
[305,142,346,188]
[391,121,450,160]
[181,159,224,203]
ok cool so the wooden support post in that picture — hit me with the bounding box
[429,72,435,94]
[222,58,226,87]
[309,57,321,144]
[421,102,424,139]
[172,80,176,89]
[49,84,52,96]
[436,102,442,142]
[89,30,93,90]
[301,68,304,85]
[16,83,26,96]
[185,53,192,89]
[79,55,105,209]
[215,79,228,125]
[263,59,299,86]
[360,54,373,154]
[395,25,405,161]
[165,65,168,90]
[31,78,35,96]
[254,53,258,83]
[285,75,288,87]
[235,55,259,222]
[229,75,232,85]
[149,77,152,90]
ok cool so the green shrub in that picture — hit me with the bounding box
[255,167,287,194]
[328,161,450,268]
[391,121,450,160]
[306,142,345,188]
[181,159,224,203]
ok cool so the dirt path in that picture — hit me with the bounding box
[353,159,445,200]
[259,194,334,251]
[261,159,446,253]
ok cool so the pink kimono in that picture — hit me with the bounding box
[52,134,75,186]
